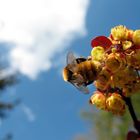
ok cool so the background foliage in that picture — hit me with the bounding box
[75,93,140,140]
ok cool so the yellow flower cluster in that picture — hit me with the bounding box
[90,91,125,115]
[90,25,140,115]
[111,25,140,46]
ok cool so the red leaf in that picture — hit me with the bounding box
[91,36,112,49]
[126,131,138,140]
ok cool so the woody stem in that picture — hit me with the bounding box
[123,96,140,135]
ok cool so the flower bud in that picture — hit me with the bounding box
[105,53,126,73]
[106,93,126,115]
[133,30,140,45]
[91,46,105,62]
[90,91,106,110]
[111,25,128,41]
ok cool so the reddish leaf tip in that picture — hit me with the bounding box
[91,36,112,49]
[126,131,138,140]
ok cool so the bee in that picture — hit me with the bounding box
[62,52,100,94]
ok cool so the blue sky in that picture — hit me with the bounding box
[0,0,140,140]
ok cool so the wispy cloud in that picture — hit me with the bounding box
[20,103,36,122]
[0,0,89,79]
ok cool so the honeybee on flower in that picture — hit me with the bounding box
[62,25,140,116]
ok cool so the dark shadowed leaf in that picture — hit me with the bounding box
[126,131,138,140]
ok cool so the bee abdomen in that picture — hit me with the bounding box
[78,60,97,84]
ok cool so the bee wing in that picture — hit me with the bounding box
[66,52,78,72]
[72,83,89,94]
[67,52,77,65]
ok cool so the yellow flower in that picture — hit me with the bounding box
[90,91,106,110]
[132,30,140,45]
[106,93,126,115]
[105,53,126,73]
[122,41,132,50]
[112,66,137,89]
[94,68,111,91]
[126,49,140,70]
[111,25,128,41]
[91,46,105,62]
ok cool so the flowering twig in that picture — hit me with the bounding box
[63,25,140,139]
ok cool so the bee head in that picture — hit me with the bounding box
[62,65,83,82]
[62,66,89,93]
[62,67,73,82]
[62,52,90,94]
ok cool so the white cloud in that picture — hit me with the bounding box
[0,0,89,79]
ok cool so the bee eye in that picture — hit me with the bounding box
[62,68,74,82]
[69,70,73,75]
